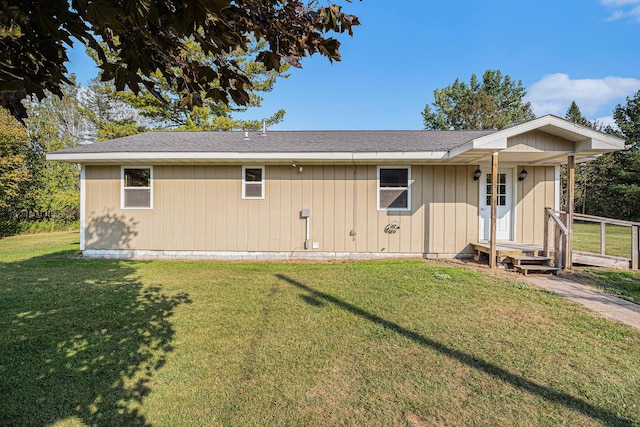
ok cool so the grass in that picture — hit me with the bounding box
[571,221,640,302]
[574,269,640,304]
[1,232,639,426]
[573,221,632,258]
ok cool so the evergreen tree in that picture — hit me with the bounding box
[422,70,536,130]
[563,94,640,220]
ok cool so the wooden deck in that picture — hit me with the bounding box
[472,242,559,274]
[473,241,635,270]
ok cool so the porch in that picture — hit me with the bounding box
[473,209,640,273]
[472,241,559,275]
[456,116,628,273]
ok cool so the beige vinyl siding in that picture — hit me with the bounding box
[515,166,556,245]
[506,130,575,153]
[84,164,554,256]
[426,165,479,256]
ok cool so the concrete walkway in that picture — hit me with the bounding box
[525,275,640,329]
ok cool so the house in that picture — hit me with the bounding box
[47,115,625,263]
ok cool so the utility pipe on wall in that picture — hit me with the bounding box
[300,208,311,249]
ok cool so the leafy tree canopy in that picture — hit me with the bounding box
[0,109,29,211]
[563,94,640,220]
[0,0,360,122]
[91,38,290,132]
[422,70,536,130]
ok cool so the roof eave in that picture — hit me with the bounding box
[46,150,452,164]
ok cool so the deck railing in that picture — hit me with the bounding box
[573,212,640,270]
[544,208,640,270]
[543,207,569,270]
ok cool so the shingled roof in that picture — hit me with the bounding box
[50,130,496,154]
[46,116,627,165]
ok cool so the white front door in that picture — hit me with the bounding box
[479,169,513,241]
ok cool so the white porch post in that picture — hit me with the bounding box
[490,153,498,269]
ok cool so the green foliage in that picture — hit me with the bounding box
[93,39,290,131]
[80,78,147,141]
[565,101,591,126]
[579,269,640,304]
[565,94,640,220]
[0,83,84,235]
[422,70,536,130]
[0,109,29,211]
[0,0,360,122]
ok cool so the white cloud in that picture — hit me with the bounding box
[525,73,640,117]
[601,0,640,21]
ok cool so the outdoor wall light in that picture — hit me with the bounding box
[518,168,528,181]
[473,169,482,181]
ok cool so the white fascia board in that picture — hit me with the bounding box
[447,115,626,159]
[46,151,450,163]
[448,141,475,159]
[473,115,625,149]
[577,138,626,152]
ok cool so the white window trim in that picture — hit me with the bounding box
[121,165,153,210]
[377,166,411,211]
[242,166,265,200]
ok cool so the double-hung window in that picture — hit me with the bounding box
[122,166,153,209]
[377,166,411,211]
[242,166,265,199]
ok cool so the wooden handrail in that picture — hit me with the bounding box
[573,212,640,228]
[545,207,568,235]
[544,207,568,270]
[547,208,639,270]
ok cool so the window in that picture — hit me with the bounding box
[122,167,152,209]
[242,166,265,199]
[485,173,507,206]
[378,166,411,210]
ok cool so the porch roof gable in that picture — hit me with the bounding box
[448,115,626,165]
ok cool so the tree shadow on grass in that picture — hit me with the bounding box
[275,274,634,426]
[0,250,191,426]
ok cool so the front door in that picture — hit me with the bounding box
[479,169,513,241]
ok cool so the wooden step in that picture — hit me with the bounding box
[507,255,553,266]
[513,265,560,276]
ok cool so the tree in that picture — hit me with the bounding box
[608,90,640,220]
[21,84,83,228]
[565,101,591,127]
[0,0,360,122]
[0,109,29,233]
[98,39,290,131]
[563,95,640,221]
[563,101,594,214]
[80,79,148,141]
[422,70,536,130]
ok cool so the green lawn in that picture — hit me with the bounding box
[574,269,640,304]
[1,232,639,426]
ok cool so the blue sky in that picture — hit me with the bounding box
[66,0,640,130]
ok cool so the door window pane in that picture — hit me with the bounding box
[485,173,507,206]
